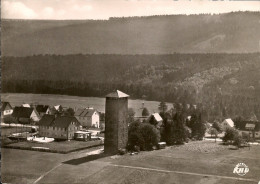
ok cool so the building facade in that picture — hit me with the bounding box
[104,90,129,154]
[75,108,100,128]
[38,115,81,140]
[1,102,13,116]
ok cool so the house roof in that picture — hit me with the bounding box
[106,90,129,98]
[151,113,163,122]
[37,114,55,126]
[36,105,49,113]
[245,123,256,129]
[53,116,80,128]
[75,108,97,117]
[38,115,80,128]
[222,118,234,127]
[1,102,12,111]
[22,104,31,108]
[12,107,34,118]
[54,105,62,111]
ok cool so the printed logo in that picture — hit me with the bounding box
[233,163,249,176]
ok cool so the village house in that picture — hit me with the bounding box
[147,113,163,128]
[237,118,260,139]
[74,108,100,128]
[38,114,81,140]
[222,118,235,131]
[12,106,40,124]
[54,105,63,112]
[35,105,51,117]
[1,102,13,116]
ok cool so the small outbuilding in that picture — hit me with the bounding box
[74,131,92,141]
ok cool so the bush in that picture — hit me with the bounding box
[223,127,239,143]
[141,123,161,150]
[233,135,244,148]
[142,108,149,116]
[128,121,160,151]
[212,122,223,133]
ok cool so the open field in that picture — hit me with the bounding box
[1,93,173,116]
[2,141,260,184]
[3,140,103,154]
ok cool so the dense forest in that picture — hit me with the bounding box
[2,11,260,56]
[2,53,260,121]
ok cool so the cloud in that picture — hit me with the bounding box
[72,4,92,12]
[2,1,38,19]
[42,7,54,17]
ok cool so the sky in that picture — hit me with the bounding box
[1,0,260,20]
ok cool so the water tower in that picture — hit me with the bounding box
[104,90,129,154]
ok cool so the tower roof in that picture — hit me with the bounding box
[106,90,129,98]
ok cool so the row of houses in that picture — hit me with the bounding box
[1,102,100,127]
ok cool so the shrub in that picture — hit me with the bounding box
[141,123,161,150]
[223,127,239,143]
[142,108,149,116]
[128,121,160,151]
[233,134,244,148]
[212,122,223,133]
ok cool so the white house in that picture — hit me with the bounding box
[222,118,235,131]
[1,102,13,116]
[75,108,100,128]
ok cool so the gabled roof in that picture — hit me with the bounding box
[245,123,255,129]
[37,114,55,126]
[1,102,12,111]
[12,107,34,118]
[36,105,49,113]
[38,115,80,128]
[54,105,62,111]
[222,118,234,127]
[151,113,163,122]
[106,90,129,98]
[53,116,80,128]
[74,108,98,117]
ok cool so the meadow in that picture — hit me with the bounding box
[1,93,173,116]
[2,141,259,184]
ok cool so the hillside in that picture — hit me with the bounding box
[2,12,260,56]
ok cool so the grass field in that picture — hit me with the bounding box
[1,93,173,116]
[4,140,103,153]
[2,141,260,184]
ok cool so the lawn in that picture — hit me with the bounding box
[4,139,103,153]
[2,141,260,184]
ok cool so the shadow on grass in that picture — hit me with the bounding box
[63,153,113,165]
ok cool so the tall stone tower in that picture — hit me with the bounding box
[104,90,129,154]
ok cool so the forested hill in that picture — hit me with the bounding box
[2,12,260,56]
